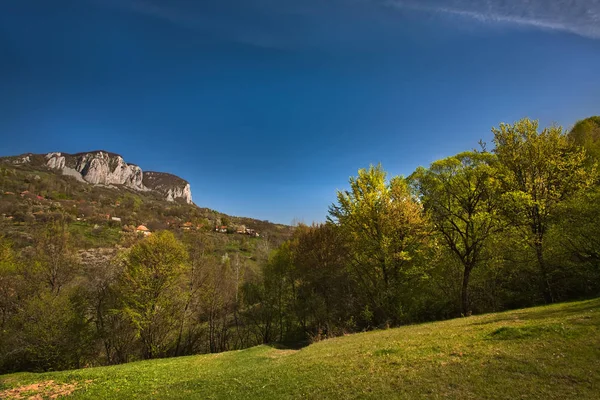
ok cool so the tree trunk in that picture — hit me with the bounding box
[174,300,190,357]
[461,266,472,317]
[534,241,554,304]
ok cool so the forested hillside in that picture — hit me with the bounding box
[1,117,599,374]
[0,160,292,373]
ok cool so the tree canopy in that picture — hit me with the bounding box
[2,117,600,374]
[411,151,502,315]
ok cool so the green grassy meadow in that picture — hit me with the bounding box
[1,298,599,399]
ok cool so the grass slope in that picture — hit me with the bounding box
[1,299,599,399]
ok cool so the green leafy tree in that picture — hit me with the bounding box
[0,236,17,329]
[81,253,137,365]
[292,223,353,338]
[547,187,600,299]
[328,165,430,326]
[492,118,596,303]
[3,287,93,373]
[243,240,296,344]
[568,116,600,162]
[120,230,189,359]
[0,236,21,369]
[31,220,79,295]
[201,254,236,353]
[411,151,502,316]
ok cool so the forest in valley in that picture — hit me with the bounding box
[1,116,600,374]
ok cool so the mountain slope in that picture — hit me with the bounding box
[1,298,598,399]
[0,154,293,251]
[1,150,192,204]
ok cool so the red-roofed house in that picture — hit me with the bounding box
[136,225,152,236]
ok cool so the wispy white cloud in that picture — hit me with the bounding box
[383,0,600,39]
[94,0,600,44]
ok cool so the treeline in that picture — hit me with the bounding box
[241,117,600,342]
[1,117,599,373]
[0,226,273,373]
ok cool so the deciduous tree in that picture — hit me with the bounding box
[120,230,189,359]
[492,118,596,303]
[411,151,502,316]
[328,165,430,326]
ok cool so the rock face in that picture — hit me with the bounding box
[143,172,193,204]
[44,151,146,190]
[4,150,193,204]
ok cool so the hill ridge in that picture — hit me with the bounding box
[1,150,192,204]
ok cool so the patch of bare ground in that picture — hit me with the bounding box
[0,380,82,399]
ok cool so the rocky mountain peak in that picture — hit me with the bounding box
[3,150,193,204]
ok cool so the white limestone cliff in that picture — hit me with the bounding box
[72,152,145,190]
[40,151,193,204]
[45,152,66,169]
[165,183,193,204]
[142,171,193,204]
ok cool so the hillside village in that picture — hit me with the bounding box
[2,189,258,236]
[0,162,289,253]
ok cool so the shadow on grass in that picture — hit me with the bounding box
[515,300,598,320]
[267,340,311,350]
[469,298,600,327]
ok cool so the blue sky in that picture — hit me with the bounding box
[1,0,599,224]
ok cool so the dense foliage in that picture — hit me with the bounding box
[1,117,599,373]
[240,117,600,342]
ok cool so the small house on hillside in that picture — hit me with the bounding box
[245,228,259,237]
[215,226,228,233]
[181,222,194,230]
[136,225,152,236]
[111,217,122,222]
